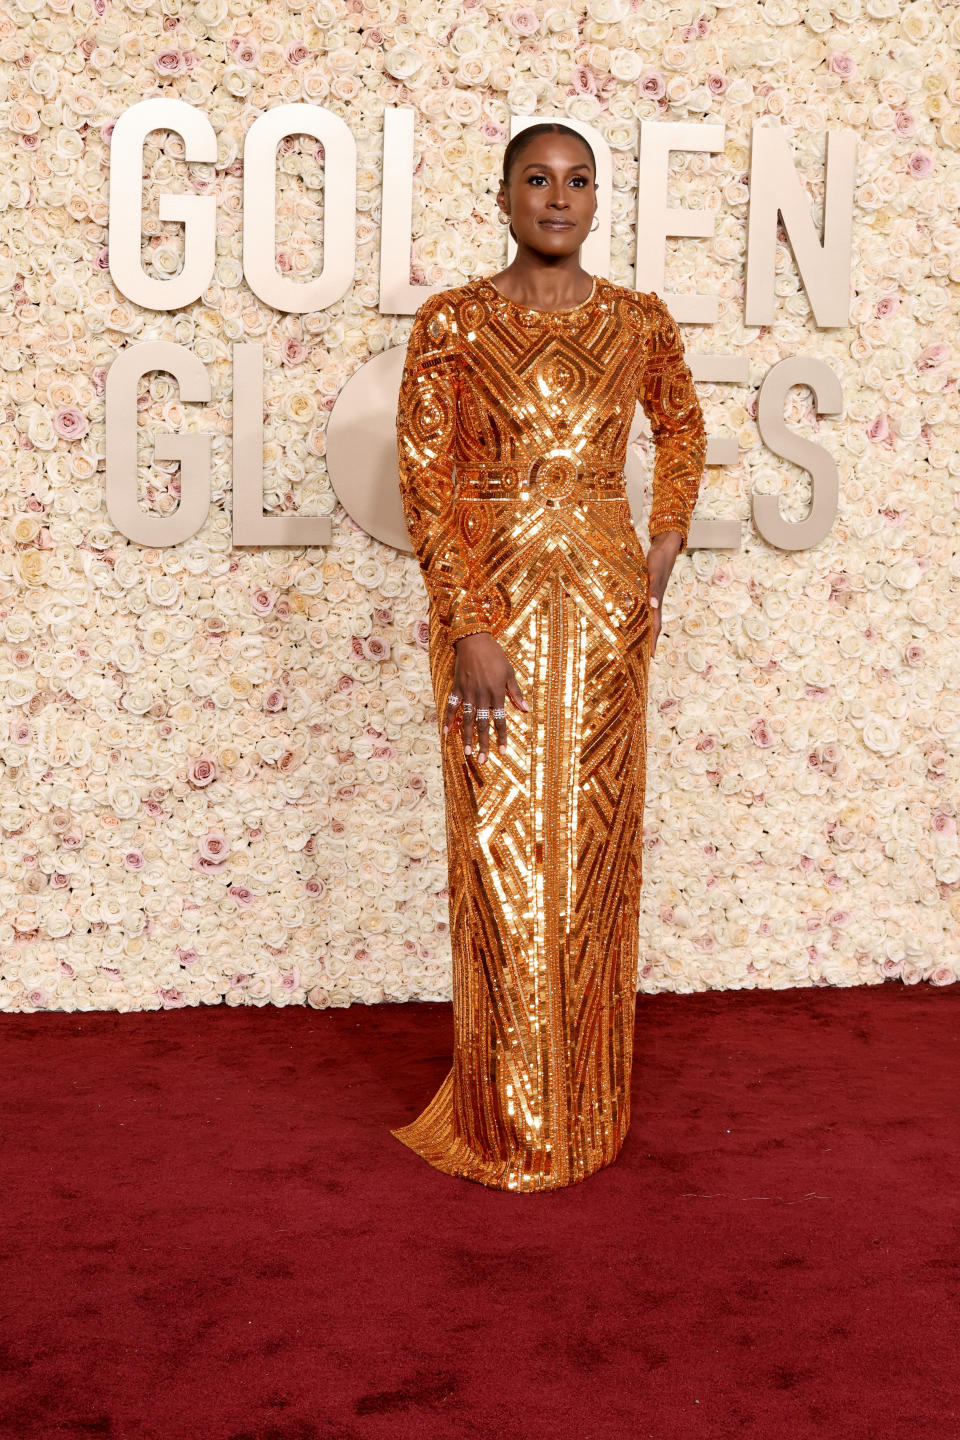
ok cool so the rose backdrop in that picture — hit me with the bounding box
[0,0,958,1013]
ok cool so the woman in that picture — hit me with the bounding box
[391,122,706,1191]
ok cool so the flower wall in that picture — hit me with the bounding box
[1,0,958,1013]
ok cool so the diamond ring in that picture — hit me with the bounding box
[447,693,460,706]
[492,708,506,720]
[476,708,491,720]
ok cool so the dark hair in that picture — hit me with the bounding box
[501,123,597,242]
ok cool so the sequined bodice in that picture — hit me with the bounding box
[396,272,706,643]
[456,274,653,496]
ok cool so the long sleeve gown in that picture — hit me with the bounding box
[391,272,706,1192]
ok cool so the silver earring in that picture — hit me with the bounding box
[497,211,510,225]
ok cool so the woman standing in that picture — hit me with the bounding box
[391,122,706,1192]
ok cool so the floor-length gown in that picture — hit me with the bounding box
[390,272,706,1192]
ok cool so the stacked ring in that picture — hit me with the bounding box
[492,708,506,720]
[476,708,491,720]
[461,701,474,713]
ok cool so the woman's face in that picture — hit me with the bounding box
[497,133,597,256]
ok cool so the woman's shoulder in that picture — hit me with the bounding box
[408,284,467,349]
[603,280,672,324]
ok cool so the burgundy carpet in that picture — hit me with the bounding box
[1,980,957,1440]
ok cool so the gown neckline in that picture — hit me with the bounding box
[480,273,599,316]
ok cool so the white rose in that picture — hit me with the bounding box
[861,716,900,756]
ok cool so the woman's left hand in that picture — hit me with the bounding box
[646,531,683,659]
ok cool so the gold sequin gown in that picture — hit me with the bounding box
[391,273,706,1191]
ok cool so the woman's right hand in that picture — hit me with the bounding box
[445,632,529,763]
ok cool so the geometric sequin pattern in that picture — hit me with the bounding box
[391,273,706,1191]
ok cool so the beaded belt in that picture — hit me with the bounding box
[455,461,626,502]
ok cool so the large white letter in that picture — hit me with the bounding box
[746,126,857,328]
[243,104,356,314]
[635,121,725,324]
[753,356,843,550]
[232,344,332,546]
[380,107,433,316]
[685,354,748,551]
[109,100,217,311]
[106,342,212,546]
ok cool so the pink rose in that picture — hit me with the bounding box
[874,294,899,318]
[829,52,856,78]
[53,407,89,440]
[251,588,275,615]
[907,151,933,178]
[639,71,666,99]
[866,413,894,446]
[227,886,254,907]
[572,65,598,96]
[198,830,230,864]
[286,42,309,65]
[505,8,540,35]
[749,718,774,748]
[155,49,186,76]
[263,688,286,713]
[933,814,957,836]
[124,850,144,871]
[187,754,218,788]
[706,72,728,94]
[281,338,307,366]
[894,109,917,136]
[917,343,948,371]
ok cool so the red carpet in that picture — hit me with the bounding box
[1,981,957,1440]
